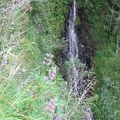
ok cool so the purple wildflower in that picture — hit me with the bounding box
[46,53,50,57]
[55,116,63,120]
[46,98,58,113]
[45,67,56,81]
[46,53,54,58]
[43,53,53,66]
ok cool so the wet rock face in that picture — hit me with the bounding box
[60,8,95,69]
[77,8,95,68]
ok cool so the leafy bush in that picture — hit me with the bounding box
[81,0,120,119]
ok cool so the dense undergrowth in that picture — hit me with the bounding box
[1,0,119,120]
[0,0,94,120]
[82,0,120,119]
[0,0,68,119]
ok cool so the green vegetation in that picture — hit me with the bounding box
[0,0,68,119]
[81,0,120,119]
[1,0,120,120]
[0,0,92,120]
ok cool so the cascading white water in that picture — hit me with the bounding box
[66,1,94,120]
[68,0,78,60]
[67,0,78,94]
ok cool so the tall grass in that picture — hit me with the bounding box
[0,0,97,120]
[0,0,67,119]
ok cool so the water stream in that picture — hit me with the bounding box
[67,0,78,60]
[67,0,79,95]
[66,0,94,119]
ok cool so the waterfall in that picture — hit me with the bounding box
[67,0,78,94]
[66,0,95,120]
[68,0,78,60]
